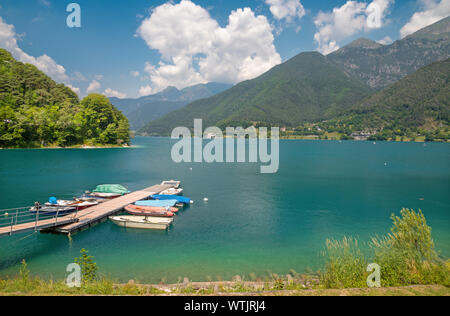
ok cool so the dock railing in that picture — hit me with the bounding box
[0,206,78,236]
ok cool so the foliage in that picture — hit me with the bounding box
[319,237,368,289]
[0,49,130,148]
[370,209,448,287]
[320,209,449,289]
[311,58,450,141]
[74,248,98,284]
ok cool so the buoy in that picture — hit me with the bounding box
[190,168,193,171]
[384,162,388,166]
[4,212,8,217]
[190,200,194,204]
[203,198,208,202]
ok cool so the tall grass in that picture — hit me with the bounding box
[319,237,368,288]
[320,209,449,289]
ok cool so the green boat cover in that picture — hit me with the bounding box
[92,184,130,195]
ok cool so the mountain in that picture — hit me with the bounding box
[109,82,232,130]
[139,52,371,135]
[320,58,449,141]
[328,16,450,89]
[0,48,130,148]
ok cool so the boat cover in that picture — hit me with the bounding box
[92,184,130,195]
[48,197,58,204]
[151,195,191,204]
[135,200,178,207]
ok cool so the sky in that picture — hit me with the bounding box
[0,0,449,98]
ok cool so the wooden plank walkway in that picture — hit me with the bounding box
[0,216,77,237]
[0,183,174,237]
[53,184,173,235]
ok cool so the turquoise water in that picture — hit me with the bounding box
[0,138,449,283]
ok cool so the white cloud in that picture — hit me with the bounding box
[400,0,450,38]
[130,71,140,77]
[137,0,281,95]
[378,35,393,44]
[314,0,394,54]
[0,16,69,82]
[86,80,101,93]
[103,88,127,99]
[139,85,155,96]
[265,0,306,23]
[67,84,80,95]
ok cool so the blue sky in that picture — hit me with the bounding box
[0,0,448,98]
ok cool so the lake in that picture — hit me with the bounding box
[0,137,449,283]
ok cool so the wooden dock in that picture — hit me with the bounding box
[0,183,175,237]
[0,216,77,237]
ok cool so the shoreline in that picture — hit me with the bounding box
[0,145,134,150]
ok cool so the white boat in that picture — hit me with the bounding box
[159,187,184,195]
[109,216,173,230]
[45,199,98,210]
[161,180,181,189]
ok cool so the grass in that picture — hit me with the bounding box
[319,209,450,289]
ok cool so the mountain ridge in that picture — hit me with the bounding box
[139,52,371,135]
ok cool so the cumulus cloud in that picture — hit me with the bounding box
[265,0,306,23]
[86,80,101,93]
[67,84,80,95]
[103,88,127,99]
[400,0,450,38]
[136,0,281,95]
[314,0,394,54]
[0,16,69,82]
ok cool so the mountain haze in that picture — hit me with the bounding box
[110,82,232,130]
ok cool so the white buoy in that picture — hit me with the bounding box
[190,168,193,171]
[204,198,208,202]
[4,212,8,217]
[190,200,194,204]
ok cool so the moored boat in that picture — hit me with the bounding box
[45,198,98,210]
[109,215,173,230]
[152,195,192,205]
[135,200,179,207]
[159,188,184,195]
[124,205,175,217]
[30,206,77,216]
[161,180,181,188]
[85,184,130,199]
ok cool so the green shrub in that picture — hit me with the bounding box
[74,248,98,284]
[370,209,448,287]
[320,209,449,289]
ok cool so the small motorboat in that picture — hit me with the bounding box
[85,184,130,199]
[135,200,179,207]
[30,206,77,216]
[109,215,173,230]
[161,180,181,188]
[75,196,109,204]
[87,192,122,198]
[45,197,98,210]
[124,205,175,217]
[152,195,191,205]
[159,187,184,195]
